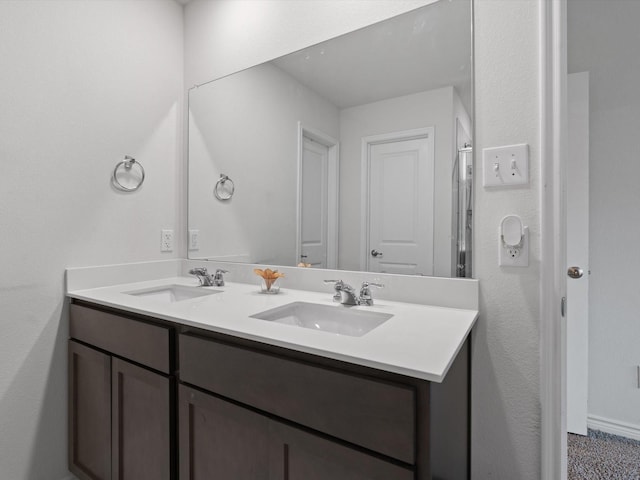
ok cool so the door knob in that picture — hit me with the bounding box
[371,249,383,258]
[567,266,583,279]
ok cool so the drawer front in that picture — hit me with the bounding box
[179,333,415,464]
[70,303,171,374]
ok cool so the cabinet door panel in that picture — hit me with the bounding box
[179,385,269,480]
[112,358,171,480]
[269,422,414,480]
[69,340,111,480]
[180,334,415,463]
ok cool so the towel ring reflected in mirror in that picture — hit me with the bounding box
[112,155,145,192]
[214,174,235,201]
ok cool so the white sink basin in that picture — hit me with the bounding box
[250,301,393,337]
[125,284,222,302]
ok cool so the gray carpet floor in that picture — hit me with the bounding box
[568,429,640,479]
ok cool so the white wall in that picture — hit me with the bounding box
[188,63,339,264]
[184,0,437,87]
[186,0,545,478]
[473,0,542,478]
[0,1,184,479]
[568,0,640,434]
[338,86,459,276]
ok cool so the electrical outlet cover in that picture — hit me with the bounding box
[499,226,529,267]
[161,229,174,252]
[188,229,199,251]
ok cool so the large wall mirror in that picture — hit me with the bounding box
[188,0,473,278]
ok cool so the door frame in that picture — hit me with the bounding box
[539,0,568,478]
[296,122,339,269]
[359,127,434,271]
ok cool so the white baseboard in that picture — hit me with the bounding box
[588,414,640,441]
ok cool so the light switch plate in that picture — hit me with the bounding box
[483,144,529,187]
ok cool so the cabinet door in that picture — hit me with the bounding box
[179,385,269,480]
[269,422,414,480]
[69,340,111,480]
[112,358,171,480]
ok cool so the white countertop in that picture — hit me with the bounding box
[67,276,478,383]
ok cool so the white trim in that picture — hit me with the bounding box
[296,122,339,269]
[587,415,640,442]
[539,0,568,479]
[359,127,434,271]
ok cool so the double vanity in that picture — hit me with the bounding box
[66,260,477,480]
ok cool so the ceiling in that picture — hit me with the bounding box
[272,0,472,111]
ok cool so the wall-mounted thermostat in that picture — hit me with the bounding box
[482,144,529,187]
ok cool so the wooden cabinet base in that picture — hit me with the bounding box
[112,358,172,480]
[69,301,470,480]
[179,385,269,479]
[69,340,111,480]
[179,384,413,480]
[269,422,414,480]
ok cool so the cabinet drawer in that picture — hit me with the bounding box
[70,303,171,374]
[269,421,414,480]
[179,333,415,464]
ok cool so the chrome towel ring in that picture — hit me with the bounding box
[214,174,235,201]
[112,155,145,192]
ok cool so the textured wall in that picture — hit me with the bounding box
[472,0,542,478]
[0,1,183,478]
[568,0,640,434]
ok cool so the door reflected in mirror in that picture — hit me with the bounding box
[188,0,473,278]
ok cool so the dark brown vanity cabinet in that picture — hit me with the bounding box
[179,385,270,479]
[178,383,414,480]
[68,303,174,480]
[68,341,111,480]
[69,301,469,480]
[268,421,414,480]
[178,333,423,479]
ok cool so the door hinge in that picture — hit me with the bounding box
[561,297,566,317]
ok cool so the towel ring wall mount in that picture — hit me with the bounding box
[112,155,145,192]
[214,174,235,201]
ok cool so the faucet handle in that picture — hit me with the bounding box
[189,267,212,286]
[212,269,228,286]
[324,279,345,302]
[189,267,208,275]
[359,281,384,306]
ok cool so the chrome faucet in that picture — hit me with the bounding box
[189,268,228,287]
[324,280,384,306]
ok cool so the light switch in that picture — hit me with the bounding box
[482,144,529,187]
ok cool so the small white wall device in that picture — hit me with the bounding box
[499,215,528,267]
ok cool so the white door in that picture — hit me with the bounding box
[566,72,590,435]
[300,136,329,268]
[365,131,434,275]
